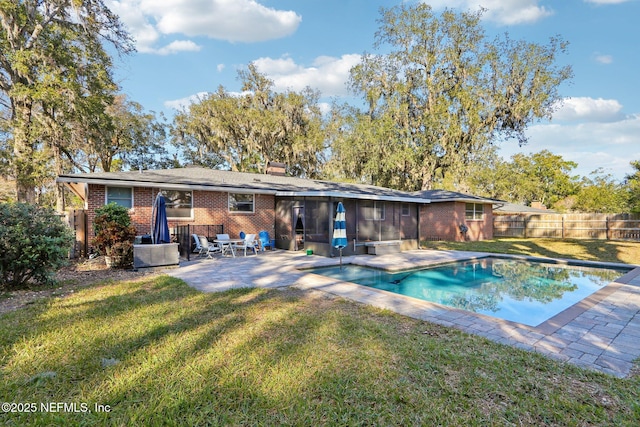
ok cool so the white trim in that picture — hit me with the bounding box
[228,193,255,213]
[57,177,277,196]
[105,186,134,210]
[274,191,430,204]
[159,189,194,221]
[57,177,432,204]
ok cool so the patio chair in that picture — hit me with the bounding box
[234,233,258,256]
[192,234,202,254]
[258,230,273,251]
[198,236,221,259]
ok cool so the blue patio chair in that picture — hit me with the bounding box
[258,230,273,251]
[239,231,246,239]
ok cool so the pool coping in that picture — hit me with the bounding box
[293,251,640,378]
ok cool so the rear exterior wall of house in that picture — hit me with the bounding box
[86,184,275,248]
[420,202,493,242]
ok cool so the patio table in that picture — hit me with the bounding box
[215,239,243,257]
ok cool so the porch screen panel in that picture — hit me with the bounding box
[381,202,401,241]
[401,203,418,240]
[343,200,357,243]
[357,200,380,241]
[305,199,330,243]
[275,199,293,240]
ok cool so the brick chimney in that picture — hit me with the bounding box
[266,162,286,176]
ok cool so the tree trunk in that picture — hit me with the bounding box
[12,101,37,203]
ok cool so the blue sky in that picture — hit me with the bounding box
[107,0,640,181]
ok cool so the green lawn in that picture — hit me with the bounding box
[422,238,640,266]
[1,272,639,425]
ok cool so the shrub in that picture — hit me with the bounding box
[0,203,74,290]
[94,203,131,231]
[93,203,136,268]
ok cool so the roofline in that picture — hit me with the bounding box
[275,191,430,204]
[57,176,277,195]
[430,197,498,204]
[57,176,431,204]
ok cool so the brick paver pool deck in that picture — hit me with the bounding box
[166,249,640,378]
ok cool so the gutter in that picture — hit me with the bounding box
[56,177,432,204]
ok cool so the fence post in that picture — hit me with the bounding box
[562,215,565,239]
[606,216,609,240]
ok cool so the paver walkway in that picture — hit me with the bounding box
[165,250,640,378]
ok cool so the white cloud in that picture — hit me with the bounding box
[253,54,362,96]
[552,97,624,122]
[584,0,631,4]
[164,92,210,110]
[217,64,225,73]
[107,0,301,54]
[594,54,613,64]
[155,40,202,56]
[425,0,553,25]
[498,114,640,180]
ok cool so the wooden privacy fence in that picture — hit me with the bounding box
[494,213,640,240]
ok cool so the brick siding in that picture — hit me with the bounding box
[86,185,276,246]
[420,202,493,242]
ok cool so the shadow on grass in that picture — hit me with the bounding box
[0,275,432,424]
[1,274,639,425]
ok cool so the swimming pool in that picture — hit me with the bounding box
[308,257,629,326]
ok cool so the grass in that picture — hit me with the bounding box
[1,272,639,426]
[422,238,640,266]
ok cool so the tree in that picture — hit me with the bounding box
[173,64,326,177]
[571,169,627,213]
[331,4,572,191]
[85,95,174,173]
[508,150,578,208]
[0,0,133,203]
[625,160,640,213]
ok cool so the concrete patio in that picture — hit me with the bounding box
[164,249,640,378]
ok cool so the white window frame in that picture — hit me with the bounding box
[465,203,484,220]
[106,186,133,209]
[160,189,193,220]
[229,193,255,213]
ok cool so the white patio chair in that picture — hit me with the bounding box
[234,233,258,256]
[198,236,221,259]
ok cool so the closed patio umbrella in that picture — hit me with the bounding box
[152,193,171,244]
[332,202,347,269]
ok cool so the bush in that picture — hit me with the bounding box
[93,203,136,268]
[94,203,131,231]
[0,203,74,290]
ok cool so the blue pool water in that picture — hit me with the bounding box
[309,258,628,326]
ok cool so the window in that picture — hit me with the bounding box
[229,193,255,213]
[401,203,411,216]
[161,190,192,218]
[363,201,385,221]
[465,203,484,220]
[106,187,132,208]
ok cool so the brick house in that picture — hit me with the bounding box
[57,167,497,257]
[415,190,497,242]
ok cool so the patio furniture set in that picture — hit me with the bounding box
[192,231,274,259]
